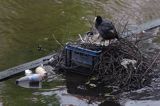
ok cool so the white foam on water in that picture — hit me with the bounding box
[125,100,160,106]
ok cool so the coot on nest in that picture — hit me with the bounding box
[95,16,119,43]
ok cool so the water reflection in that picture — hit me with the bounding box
[17,80,42,89]
[65,73,121,106]
[125,100,160,106]
[33,72,121,106]
[100,101,120,106]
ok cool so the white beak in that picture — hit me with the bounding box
[110,29,114,33]
[94,17,97,23]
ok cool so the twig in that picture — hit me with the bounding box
[121,21,129,35]
[135,35,157,44]
[86,16,93,28]
[78,34,85,42]
[52,34,64,48]
[143,51,160,77]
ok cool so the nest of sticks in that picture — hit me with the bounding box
[97,40,152,90]
[76,38,152,91]
[52,33,157,92]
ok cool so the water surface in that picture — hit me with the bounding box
[0,0,160,106]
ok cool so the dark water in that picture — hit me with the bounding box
[0,0,160,106]
[0,0,94,70]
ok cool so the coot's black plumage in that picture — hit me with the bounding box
[95,16,119,42]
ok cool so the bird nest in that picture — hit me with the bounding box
[75,39,152,91]
[52,36,155,92]
[95,40,152,91]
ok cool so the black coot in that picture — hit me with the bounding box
[95,16,119,43]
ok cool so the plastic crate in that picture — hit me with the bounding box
[65,44,102,74]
